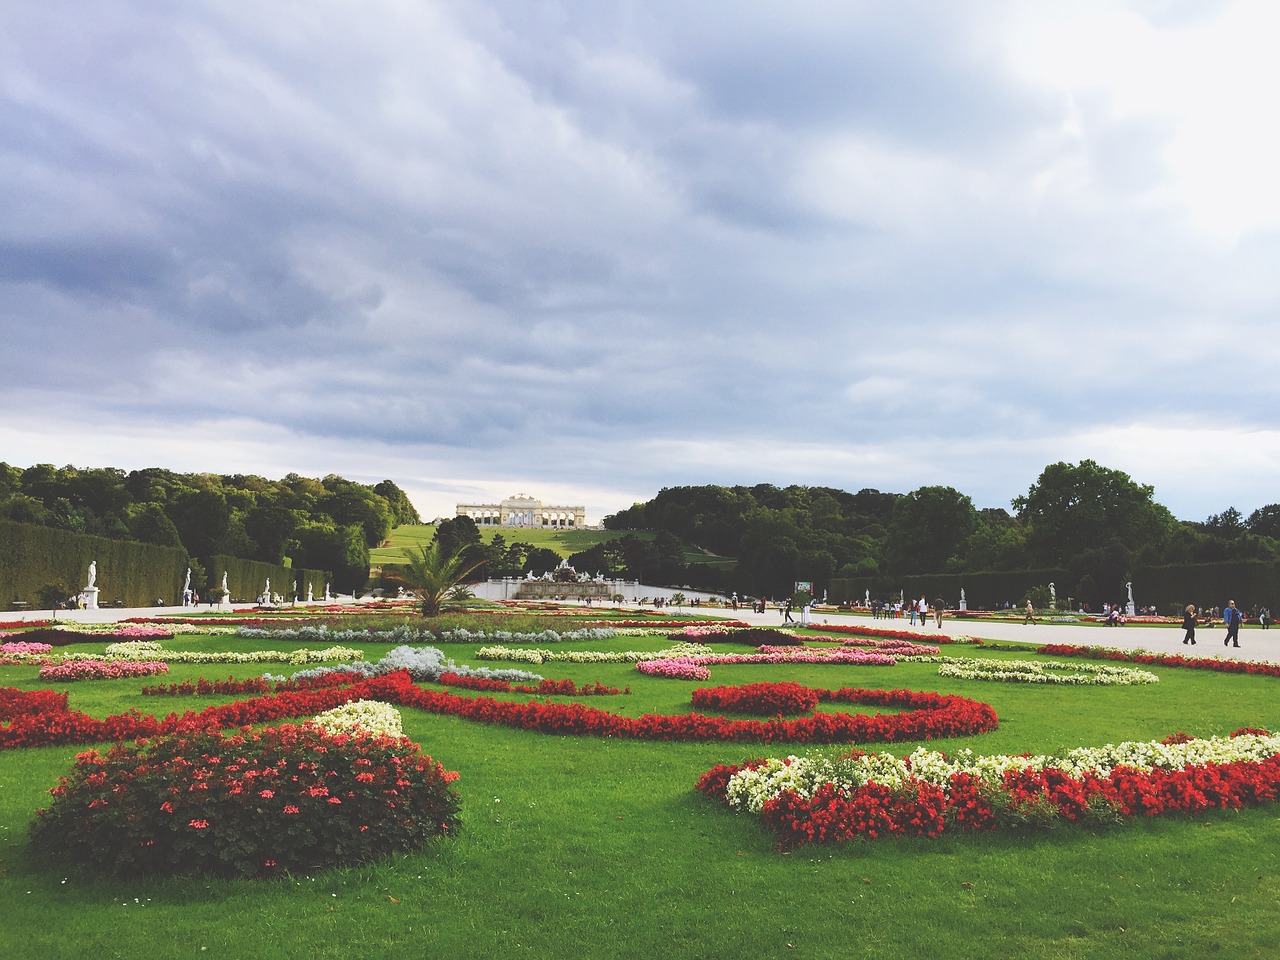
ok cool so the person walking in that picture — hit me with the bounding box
[1023,599,1036,624]
[783,599,795,623]
[1182,603,1197,645]
[934,596,944,629]
[1261,606,1271,630]
[1223,600,1243,648]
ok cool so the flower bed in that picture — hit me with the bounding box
[38,660,169,682]
[476,641,711,666]
[672,627,803,646]
[311,699,404,737]
[0,672,999,749]
[805,623,982,645]
[0,641,53,655]
[43,644,366,667]
[141,673,365,697]
[1035,643,1280,679]
[692,682,820,715]
[934,657,1159,686]
[635,647,897,681]
[29,723,459,877]
[437,672,624,696]
[698,729,1280,846]
[2,626,174,647]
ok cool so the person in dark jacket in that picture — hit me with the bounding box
[1182,604,1197,645]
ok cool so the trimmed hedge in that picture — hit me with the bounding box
[207,555,329,604]
[0,519,186,608]
[1131,561,1280,614]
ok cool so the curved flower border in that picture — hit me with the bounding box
[0,673,999,749]
[698,729,1280,846]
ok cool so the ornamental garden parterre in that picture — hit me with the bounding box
[3,608,1280,879]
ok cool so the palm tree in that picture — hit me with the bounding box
[396,541,486,617]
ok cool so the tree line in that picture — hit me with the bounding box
[599,460,1280,604]
[0,463,420,592]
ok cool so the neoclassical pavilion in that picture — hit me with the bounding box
[456,493,586,529]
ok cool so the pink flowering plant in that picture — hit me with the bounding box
[38,660,169,682]
[29,723,461,878]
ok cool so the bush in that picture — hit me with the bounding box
[29,724,460,878]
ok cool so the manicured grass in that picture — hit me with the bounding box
[1,622,1278,959]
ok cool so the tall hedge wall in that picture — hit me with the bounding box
[207,555,330,604]
[830,568,1069,610]
[0,519,187,609]
[1131,561,1280,614]
[831,561,1280,614]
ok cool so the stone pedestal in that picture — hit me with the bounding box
[1125,602,1136,616]
[80,586,99,610]
[959,600,967,611]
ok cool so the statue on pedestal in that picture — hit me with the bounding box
[86,561,97,589]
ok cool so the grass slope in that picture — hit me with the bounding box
[1,626,1278,959]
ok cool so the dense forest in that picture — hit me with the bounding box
[596,460,1280,602]
[0,463,420,591]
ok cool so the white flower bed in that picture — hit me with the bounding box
[929,656,1158,686]
[724,732,1280,813]
[311,700,404,738]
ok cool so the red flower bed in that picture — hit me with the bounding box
[1035,643,1280,679]
[29,723,460,878]
[692,682,820,715]
[0,674,998,749]
[701,739,1280,847]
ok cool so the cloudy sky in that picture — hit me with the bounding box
[3,1,1279,524]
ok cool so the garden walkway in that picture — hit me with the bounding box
[700,605,1280,663]
[9,598,1279,664]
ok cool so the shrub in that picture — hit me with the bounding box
[29,724,460,878]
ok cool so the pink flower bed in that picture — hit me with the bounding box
[38,660,169,682]
[0,641,53,655]
[636,647,897,680]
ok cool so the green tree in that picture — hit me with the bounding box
[396,542,486,617]
[885,486,978,574]
[1012,460,1175,568]
[128,503,185,549]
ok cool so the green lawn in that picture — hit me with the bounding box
[1,622,1278,959]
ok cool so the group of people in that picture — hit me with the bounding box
[1181,600,1271,647]
[867,596,945,628]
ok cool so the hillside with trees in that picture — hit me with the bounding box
[603,461,1280,606]
[0,463,420,593]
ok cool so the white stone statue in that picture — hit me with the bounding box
[864,589,870,606]
[183,567,191,593]
[1049,582,1056,605]
[324,581,331,601]
[264,578,271,600]
[221,571,228,594]
[86,561,97,589]
[307,583,314,602]
[960,588,966,602]
[1126,581,1134,604]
